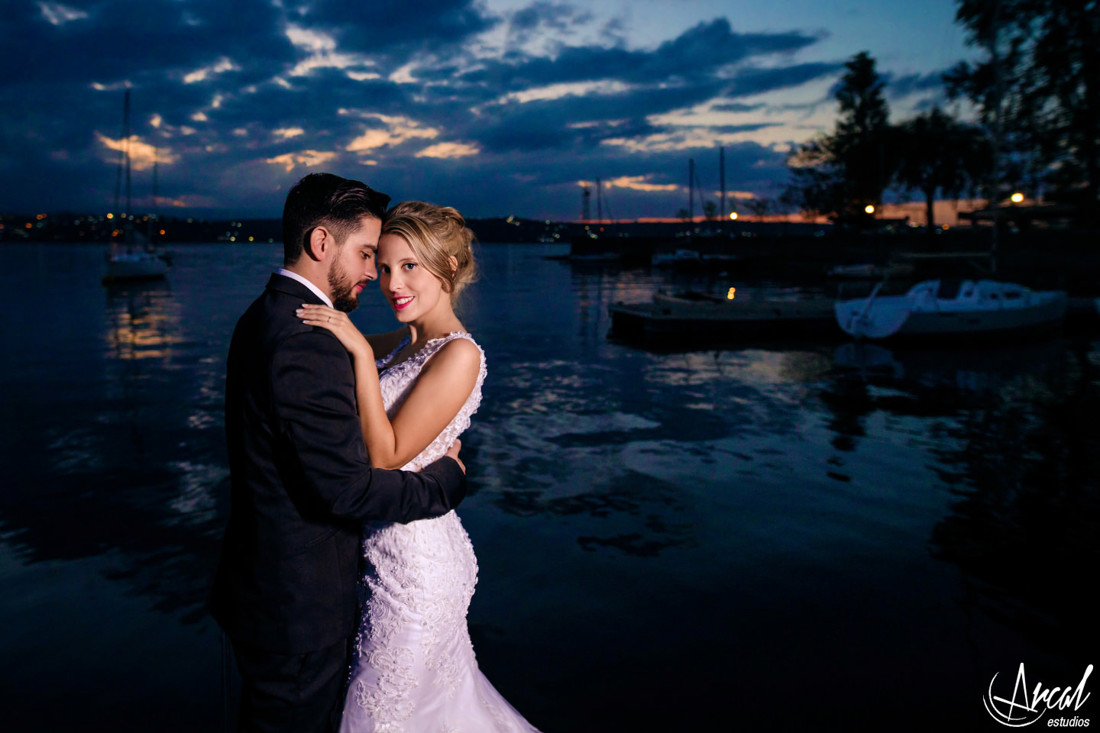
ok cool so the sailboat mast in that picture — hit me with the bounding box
[688,158,695,225]
[124,88,131,221]
[153,150,159,213]
[719,146,726,222]
[149,147,158,243]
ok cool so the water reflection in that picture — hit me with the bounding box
[834,339,1065,398]
[103,280,183,361]
[927,341,1099,656]
[2,244,1098,730]
[1,266,223,627]
[827,336,1098,659]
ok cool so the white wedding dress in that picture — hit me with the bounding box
[340,332,540,733]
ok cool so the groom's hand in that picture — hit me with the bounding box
[445,439,465,474]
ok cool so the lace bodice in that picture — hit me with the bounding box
[375,331,486,472]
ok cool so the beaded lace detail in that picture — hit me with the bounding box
[374,332,485,472]
[341,334,538,732]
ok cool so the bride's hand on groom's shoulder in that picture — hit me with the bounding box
[297,304,373,361]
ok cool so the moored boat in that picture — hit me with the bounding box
[102,88,170,285]
[826,260,914,280]
[650,248,702,267]
[610,290,839,344]
[834,278,1068,340]
[103,249,169,282]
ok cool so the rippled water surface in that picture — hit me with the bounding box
[0,242,1097,731]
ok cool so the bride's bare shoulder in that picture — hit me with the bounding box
[427,336,482,376]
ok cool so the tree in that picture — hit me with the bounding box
[703,201,718,222]
[946,0,1100,218]
[894,108,994,231]
[785,52,897,224]
[745,197,772,219]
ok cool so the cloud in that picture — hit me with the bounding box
[183,57,239,85]
[2,1,847,220]
[505,1,594,53]
[38,2,87,26]
[602,175,679,193]
[305,0,498,55]
[416,142,480,159]
[725,62,843,97]
[461,18,819,91]
[95,132,178,171]
[885,69,952,105]
[509,1,593,35]
[266,150,339,173]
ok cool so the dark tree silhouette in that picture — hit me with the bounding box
[946,0,1100,219]
[785,52,896,225]
[894,108,994,231]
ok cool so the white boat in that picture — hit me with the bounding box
[104,250,169,282]
[700,252,739,268]
[826,261,914,279]
[651,249,701,267]
[834,278,1068,340]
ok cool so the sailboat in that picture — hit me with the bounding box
[103,88,168,284]
[834,278,1067,340]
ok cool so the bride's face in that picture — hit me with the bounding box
[377,233,448,323]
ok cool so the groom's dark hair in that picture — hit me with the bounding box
[282,172,391,266]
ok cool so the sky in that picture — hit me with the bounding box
[1,0,979,222]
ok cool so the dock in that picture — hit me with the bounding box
[610,293,1100,347]
[609,293,841,345]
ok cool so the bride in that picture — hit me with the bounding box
[298,201,540,732]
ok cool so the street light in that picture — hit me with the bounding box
[864,204,875,215]
[1010,192,1024,203]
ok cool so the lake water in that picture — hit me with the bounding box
[0,242,1096,731]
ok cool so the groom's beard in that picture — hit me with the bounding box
[328,258,361,313]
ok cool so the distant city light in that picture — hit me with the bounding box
[864,204,875,215]
[1011,192,1025,203]
[727,287,736,300]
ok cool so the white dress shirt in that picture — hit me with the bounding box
[276,268,333,308]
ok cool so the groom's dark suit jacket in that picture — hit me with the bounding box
[210,273,465,654]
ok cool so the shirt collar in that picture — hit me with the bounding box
[276,268,333,308]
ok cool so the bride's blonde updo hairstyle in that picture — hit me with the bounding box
[382,201,478,300]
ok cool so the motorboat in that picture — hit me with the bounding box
[834,278,1067,340]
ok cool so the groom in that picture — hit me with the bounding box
[210,172,467,732]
